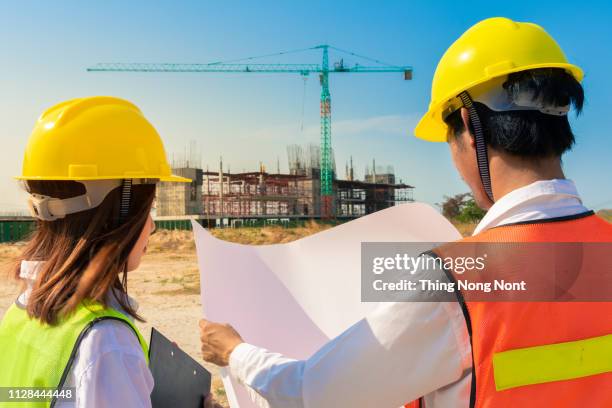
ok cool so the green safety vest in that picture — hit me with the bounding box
[0,299,149,407]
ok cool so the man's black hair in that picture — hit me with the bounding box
[444,68,584,157]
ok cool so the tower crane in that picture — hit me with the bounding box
[88,45,412,217]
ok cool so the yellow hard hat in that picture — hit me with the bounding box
[415,17,583,142]
[17,96,191,182]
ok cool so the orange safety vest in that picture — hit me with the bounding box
[406,211,612,408]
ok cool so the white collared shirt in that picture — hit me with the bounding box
[228,179,589,408]
[15,262,153,408]
[473,179,588,234]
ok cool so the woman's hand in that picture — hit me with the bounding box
[199,319,244,366]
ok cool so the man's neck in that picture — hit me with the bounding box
[489,152,565,200]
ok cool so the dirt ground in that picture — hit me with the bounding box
[0,223,335,407]
[129,250,228,404]
[0,241,225,404]
[2,214,609,405]
[0,219,486,407]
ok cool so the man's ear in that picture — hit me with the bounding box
[460,107,476,148]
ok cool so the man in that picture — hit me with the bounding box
[199,18,612,407]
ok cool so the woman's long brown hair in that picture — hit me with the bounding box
[12,180,156,325]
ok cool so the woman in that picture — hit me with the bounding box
[0,96,195,407]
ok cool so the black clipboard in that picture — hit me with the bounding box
[149,327,212,408]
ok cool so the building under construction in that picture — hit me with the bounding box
[156,144,413,226]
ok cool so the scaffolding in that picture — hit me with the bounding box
[156,149,415,222]
[201,169,312,218]
[335,179,414,217]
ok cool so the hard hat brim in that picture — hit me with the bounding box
[14,174,192,183]
[161,174,192,183]
[414,62,584,143]
[414,112,449,143]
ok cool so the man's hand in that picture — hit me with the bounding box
[203,393,224,408]
[199,319,244,366]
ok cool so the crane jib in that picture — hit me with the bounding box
[87,45,412,218]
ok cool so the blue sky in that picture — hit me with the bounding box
[1,1,611,212]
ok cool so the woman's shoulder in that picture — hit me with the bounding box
[76,318,147,366]
[63,319,154,407]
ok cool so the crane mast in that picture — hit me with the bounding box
[319,46,333,217]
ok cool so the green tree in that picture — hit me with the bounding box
[438,193,486,223]
[456,198,486,223]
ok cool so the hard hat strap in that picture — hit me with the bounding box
[117,179,132,226]
[465,74,571,116]
[26,180,123,221]
[459,91,495,203]
[24,179,158,221]
[443,75,572,124]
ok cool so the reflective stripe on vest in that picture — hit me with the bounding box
[435,213,612,408]
[0,299,148,408]
[493,333,612,391]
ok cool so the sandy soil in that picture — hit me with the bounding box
[0,240,229,406]
[0,224,334,407]
[129,250,231,406]
[0,219,482,407]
